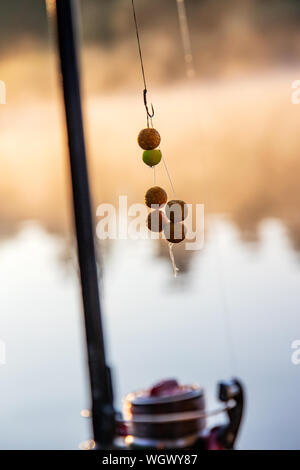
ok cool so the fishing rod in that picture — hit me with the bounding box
[54,0,115,448]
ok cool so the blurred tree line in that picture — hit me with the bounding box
[1,0,300,48]
[1,0,300,85]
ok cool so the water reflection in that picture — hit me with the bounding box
[0,220,299,449]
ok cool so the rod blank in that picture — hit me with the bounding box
[55,0,115,447]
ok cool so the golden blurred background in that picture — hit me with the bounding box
[1,0,300,251]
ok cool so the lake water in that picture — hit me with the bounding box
[0,217,299,449]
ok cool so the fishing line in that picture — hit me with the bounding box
[132,0,183,277]
[131,0,147,90]
[214,228,237,374]
[132,0,177,199]
[131,0,154,128]
[175,0,238,373]
[176,0,195,79]
[119,401,235,423]
[162,155,177,198]
[168,242,179,277]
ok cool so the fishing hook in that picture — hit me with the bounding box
[143,89,155,119]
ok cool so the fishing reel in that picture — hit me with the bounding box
[114,378,244,450]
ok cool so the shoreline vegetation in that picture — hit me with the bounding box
[1,0,300,258]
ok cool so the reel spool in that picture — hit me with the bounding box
[116,378,244,450]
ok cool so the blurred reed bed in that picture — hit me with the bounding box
[1,42,300,251]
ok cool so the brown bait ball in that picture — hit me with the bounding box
[147,210,166,233]
[164,222,186,244]
[145,186,168,208]
[165,200,188,223]
[138,128,161,150]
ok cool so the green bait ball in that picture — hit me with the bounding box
[143,149,162,167]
